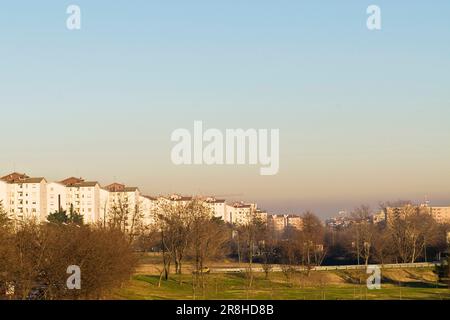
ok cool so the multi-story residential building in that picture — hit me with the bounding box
[384,204,421,223]
[255,209,268,222]
[204,197,227,221]
[47,182,67,214]
[286,214,303,230]
[382,203,450,226]
[268,214,287,233]
[372,210,386,224]
[268,214,303,235]
[8,177,47,222]
[226,201,258,225]
[105,183,142,217]
[61,177,102,224]
[429,207,450,224]
[140,195,157,226]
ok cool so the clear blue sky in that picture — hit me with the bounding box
[1,1,449,218]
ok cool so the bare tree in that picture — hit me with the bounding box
[298,211,326,273]
[190,212,229,296]
[349,205,375,265]
[237,208,265,289]
[260,224,278,280]
[108,196,131,233]
[0,219,136,300]
[128,200,144,243]
[155,197,195,277]
[371,225,395,264]
[389,205,437,263]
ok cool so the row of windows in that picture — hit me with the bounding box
[17,184,38,189]
[11,208,38,213]
[10,200,37,205]
[66,194,92,199]
[10,193,38,197]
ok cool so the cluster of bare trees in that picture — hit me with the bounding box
[230,204,449,273]
[0,201,137,300]
[107,195,145,242]
[264,212,327,276]
[151,198,229,292]
[327,204,449,265]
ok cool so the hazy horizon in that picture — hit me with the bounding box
[1,1,449,219]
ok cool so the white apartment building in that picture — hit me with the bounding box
[47,182,67,214]
[383,203,450,226]
[226,202,259,225]
[268,214,303,234]
[8,177,47,222]
[286,214,303,230]
[106,183,141,214]
[373,210,386,224]
[205,197,227,222]
[140,195,157,226]
[268,214,287,233]
[430,207,450,224]
[61,177,102,224]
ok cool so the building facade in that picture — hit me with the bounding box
[8,177,47,222]
[47,182,67,214]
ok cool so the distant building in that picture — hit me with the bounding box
[287,214,303,230]
[204,197,227,222]
[140,195,157,226]
[372,210,386,224]
[268,214,287,233]
[430,207,450,224]
[382,203,450,225]
[268,214,303,235]
[226,201,258,225]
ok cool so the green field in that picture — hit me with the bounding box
[110,266,450,300]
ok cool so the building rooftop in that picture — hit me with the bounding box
[18,177,46,184]
[205,197,226,204]
[1,172,30,183]
[60,177,85,186]
[105,183,126,192]
[65,181,99,188]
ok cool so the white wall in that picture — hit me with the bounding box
[47,182,67,215]
[8,180,47,222]
[0,180,9,213]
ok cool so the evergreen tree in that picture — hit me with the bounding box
[47,209,69,224]
[47,204,84,226]
[68,204,84,226]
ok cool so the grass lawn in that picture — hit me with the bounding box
[110,268,450,300]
